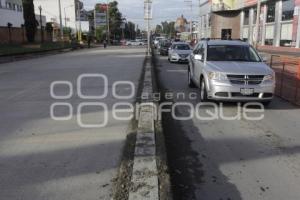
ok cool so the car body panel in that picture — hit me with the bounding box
[188,40,276,102]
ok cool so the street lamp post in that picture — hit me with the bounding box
[184,0,193,41]
[121,18,126,41]
[77,1,82,42]
[38,5,44,43]
[58,0,64,40]
[106,0,110,45]
[144,0,152,54]
[64,7,67,27]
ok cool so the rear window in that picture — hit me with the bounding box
[174,44,190,50]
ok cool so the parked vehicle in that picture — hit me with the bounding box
[154,37,166,48]
[168,42,192,63]
[188,39,275,104]
[159,41,172,56]
[126,40,145,46]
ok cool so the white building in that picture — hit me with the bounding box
[0,0,24,27]
[33,0,79,31]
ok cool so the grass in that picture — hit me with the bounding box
[0,42,73,56]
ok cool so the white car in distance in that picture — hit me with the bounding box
[126,40,145,46]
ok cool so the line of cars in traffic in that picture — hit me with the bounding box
[155,37,276,105]
[154,38,192,63]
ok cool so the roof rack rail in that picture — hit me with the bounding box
[200,38,248,42]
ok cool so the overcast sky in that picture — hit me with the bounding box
[84,0,200,30]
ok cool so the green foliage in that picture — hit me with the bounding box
[124,21,136,40]
[93,1,139,40]
[155,21,176,38]
[63,27,72,38]
[22,0,38,42]
[95,26,106,41]
[45,23,53,34]
[108,1,123,40]
[155,25,163,34]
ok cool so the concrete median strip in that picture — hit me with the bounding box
[128,57,159,200]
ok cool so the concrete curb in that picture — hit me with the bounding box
[128,56,159,200]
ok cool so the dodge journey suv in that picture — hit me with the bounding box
[188,39,275,105]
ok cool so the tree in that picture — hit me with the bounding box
[167,21,176,38]
[155,25,162,34]
[45,22,53,41]
[63,27,72,38]
[125,21,136,40]
[155,21,176,38]
[95,26,106,42]
[108,1,123,40]
[161,21,169,34]
[136,28,141,38]
[22,0,37,42]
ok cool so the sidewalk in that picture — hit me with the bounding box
[258,45,300,57]
[0,43,104,64]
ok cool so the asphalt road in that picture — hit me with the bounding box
[155,53,300,200]
[0,47,145,200]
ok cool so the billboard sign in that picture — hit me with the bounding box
[98,4,108,12]
[95,4,107,28]
[95,12,107,27]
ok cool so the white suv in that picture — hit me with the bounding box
[188,39,275,105]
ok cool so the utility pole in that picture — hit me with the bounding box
[184,0,193,41]
[254,0,261,48]
[58,0,63,40]
[121,18,126,41]
[64,7,67,27]
[106,1,110,44]
[38,5,44,43]
[144,0,152,54]
[77,1,82,42]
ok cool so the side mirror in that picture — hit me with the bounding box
[194,54,203,61]
[262,56,268,63]
[259,53,269,63]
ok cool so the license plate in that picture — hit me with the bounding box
[240,88,254,95]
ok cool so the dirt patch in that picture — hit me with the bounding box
[112,123,137,200]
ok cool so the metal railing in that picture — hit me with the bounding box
[269,55,300,105]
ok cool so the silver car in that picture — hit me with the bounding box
[168,42,192,63]
[188,39,275,105]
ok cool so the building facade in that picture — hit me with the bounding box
[199,0,300,49]
[33,0,80,31]
[0,0,24,27]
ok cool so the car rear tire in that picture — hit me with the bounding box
[188,69,196,88]
[200,78,208,102]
